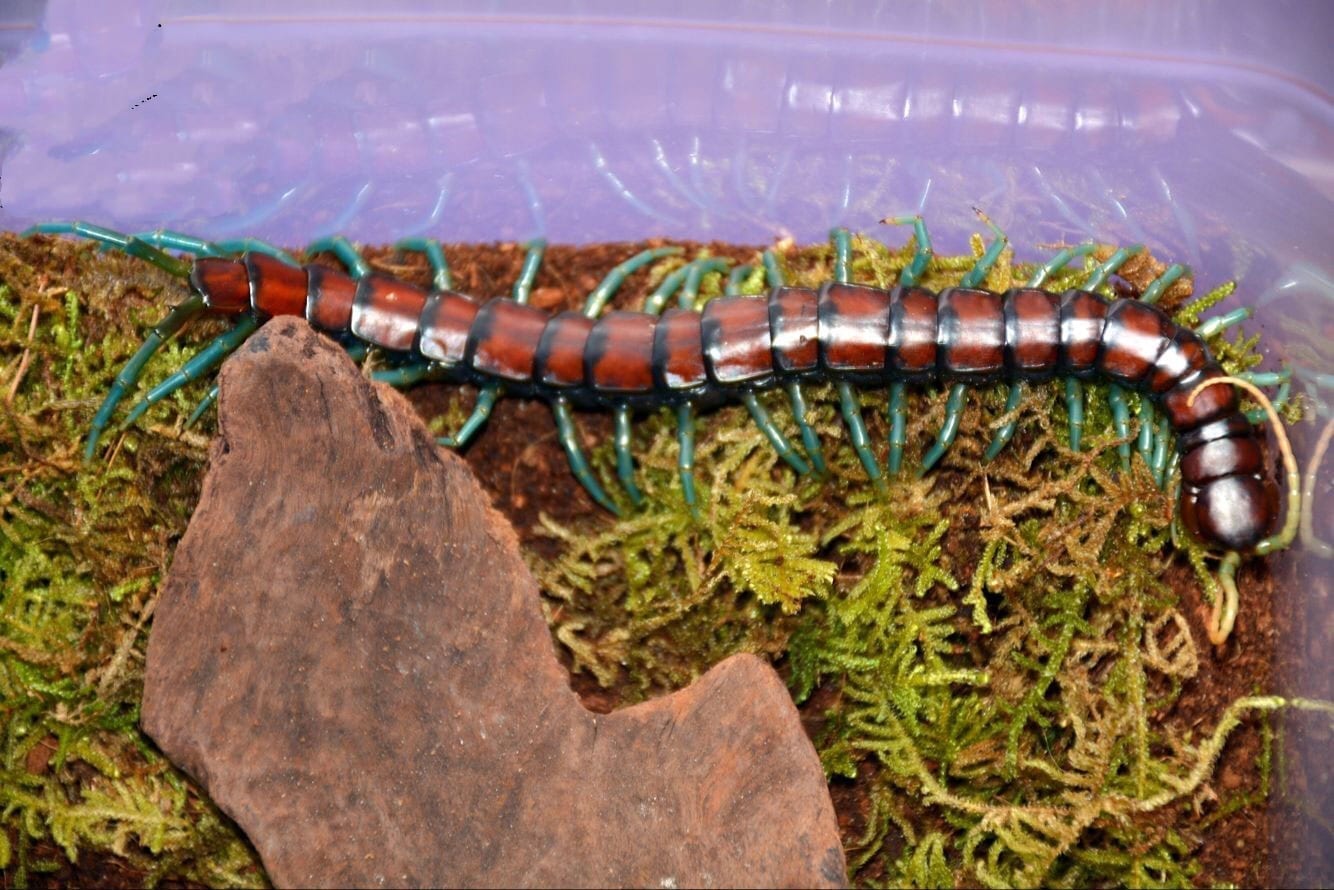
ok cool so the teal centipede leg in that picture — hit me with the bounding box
[643,263,691,316]
[184,384,219,430]
[582,246,684,317]
[786,383,827,475]
[882,215,934,286]
[394,237,453,290]
[25,221,191,278]
[84,294,206,459]
[613,406,645,507]
[1065,378,1085,452]
[682,257,731,310]
[129,229,225,257]
[761,249,784,289]
[1195,307,1252,339]
[437,386,499,448]
[1025,242,1096,288]
[1140,263,1189,305]
[511,238,547,304]
[742,393,811,475]
[919,383,967,474]
[552,399,620,515]
[838,382,887,493]
[676,402,700,516]
[1082,243,1144,291]
[1238,368,1292,388]
[831,227,852,283]
[887,382,908,473]
[959,212,1008,288]
[1137,397,1156,474]
[371,364,436,387]
[1108,385,1132,470]
[726,263,754,296]
[983,383,1023,462]
[306,235,372,279]
[1152,414,1172,485]
[211,238,301,267]
[119,315,263,429]
[1244,373,1292,424]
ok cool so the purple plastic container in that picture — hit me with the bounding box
[2,2,1330,881]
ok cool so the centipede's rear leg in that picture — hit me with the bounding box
[757,249,828,476]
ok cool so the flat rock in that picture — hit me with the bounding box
[141,317,846,889]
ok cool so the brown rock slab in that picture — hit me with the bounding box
[141,317,846,889]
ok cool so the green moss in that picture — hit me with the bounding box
[0,230,1321,887]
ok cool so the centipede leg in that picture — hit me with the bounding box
[1065,378,1085,452]
[643,262,692,315]
[1152,413,1172,485]
[1025,242,1096,288]
[306,235,372,279]
[882,215,934,286]
[983,383,1023,462]
[119,315,263,429]
[958,211,1008,289]
[761,249,784,290]
[1195,307,1252,339]
[838,382,887,493]
[394,237,453,290]
[552,398,620,515]
[511,238,547,304]
[1239,367,1293,424]
[742,393,811,475]
[129,229,226,257]
[1137,396,1156,474]
[726,263,755,296]
[613,406,645,507]
[437,385,499,449]
[830,227,853,283]
[582,246,684,317]
[676,402,700,515]
[184,384,219,430]
[681,257,729,310]
[84,294,206,459]
[786,383,827,475]
[1108,385,1132,470]
[887,382,908,473]
[25,221,190,278]
[371,364,437,387]
[1082,243,1144,291]
[920,383,967,474]
[211,239,301,267]
[1140,263,1190,305]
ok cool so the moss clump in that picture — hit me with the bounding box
[0,229,1322,887]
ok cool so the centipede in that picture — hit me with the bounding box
[25,216,1299,644]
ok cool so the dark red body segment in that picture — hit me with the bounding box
[1003,288,1061,379]
[653,308,708,392]
[417,291,480,368]
[768,286,819,375]
[818,283,892,374]
[534,311,595,388]
[586,311,657,393]
[351,275,430,352]
[465,299,549,383]
[246,253,308,317]
[937,287,1004,378]
[702,296,774,385]
[187,252,1276,553]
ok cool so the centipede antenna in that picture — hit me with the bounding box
[1140,263,1190,305]
[1300,417,1334,559]
[881,215,933,286]
[118,315,262,430]
[26,221,192,278]
[1026,242,1097,288]
[437,385,499,449]
[1082,243,1144,291]
[1064,378,1085,452]
[512,238,547,305]
[84,294,207,460]
[582,246,683,318]
[838,382,887,493]
[184,383,219,430]
[552,399,620,515]
[394,237,452,291]
[761,249,784,289]
[887,382,909,473]
[613,406,645,507]
[306,235,371,279]
[1107,385,1132,470]
[212,238,301,267]
[131,229,226,257]
[919,383,967,474]
[983,383,1024,462]
[675,402,701,516]
[742,393,812,476]
[1195,307,1252,339]
[726,264,754,296]
[683,257,730,310]
[959,211,1008,289]
[830,227,853,284]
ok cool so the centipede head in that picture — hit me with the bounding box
[1178,474,1280,554]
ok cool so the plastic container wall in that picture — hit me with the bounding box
[1,2,1331,882]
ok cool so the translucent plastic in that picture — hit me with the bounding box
[1,2,1330,881]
